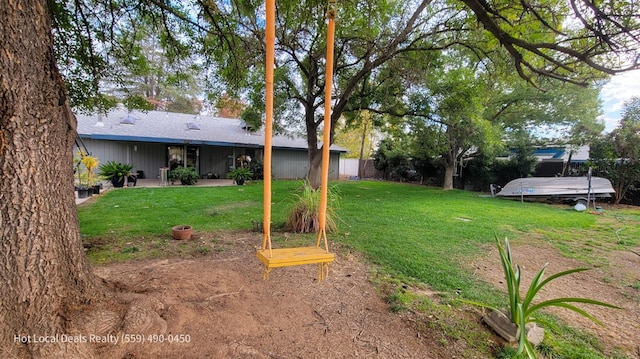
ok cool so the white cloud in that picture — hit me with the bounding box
[599,69,640,132]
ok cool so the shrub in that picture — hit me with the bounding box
[98,161,134,182]
[226,167,253,183]
[170,167,199,185]
[285,181,341,233]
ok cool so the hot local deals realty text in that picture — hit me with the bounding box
[15,334,119,344]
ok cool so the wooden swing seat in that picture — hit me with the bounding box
[256,247,335,280]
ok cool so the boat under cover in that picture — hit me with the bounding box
[496,177,615,198]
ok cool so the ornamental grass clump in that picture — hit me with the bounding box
[494,237,620,358]
[285,181,341,233]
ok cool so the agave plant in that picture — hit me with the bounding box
[495,237,620,358]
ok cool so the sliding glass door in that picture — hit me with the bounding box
[167,145,199,172]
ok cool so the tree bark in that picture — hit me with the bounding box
[0,1,101,357]
[614,181,625,205]
[443,161,455,190]
[357,117,369,179]
[307,146,323,189]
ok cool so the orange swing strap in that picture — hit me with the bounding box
[257,0,337,281]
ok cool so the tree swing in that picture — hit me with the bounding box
[256,0,337,281]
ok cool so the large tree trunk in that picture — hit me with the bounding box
[443,161,455,190]
[0,1,101,357]
[442,144,456,190]
[307,146,323,189]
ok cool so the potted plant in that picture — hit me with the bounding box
[76,185,89,198]
[74,150,96,197]
[169,167,199,185]
[81,154,100,194]
[227,167,253,185]
[467,237,620,358]
[98,161,134,188]
[172,225,193,240]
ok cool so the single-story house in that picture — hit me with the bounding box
[532,146,590,177]
[75,108,346,180]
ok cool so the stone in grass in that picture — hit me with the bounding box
[483,309,545,346]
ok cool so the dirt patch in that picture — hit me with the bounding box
[469,239,640,357]
[74,235,459,359]
[67,232,640,358]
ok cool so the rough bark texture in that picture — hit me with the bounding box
[307,147,323,189]
[0,1,101,357]
[442,162,455,191]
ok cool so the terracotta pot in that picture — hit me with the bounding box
[172,225,193,240]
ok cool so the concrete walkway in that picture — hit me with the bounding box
[75,179,235,205]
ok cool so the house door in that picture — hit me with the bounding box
[168,145,200,172]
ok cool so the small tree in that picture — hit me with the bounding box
[588,97,640,204]
[373,139,413,181]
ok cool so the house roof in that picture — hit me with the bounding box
[533,146,590,162]
[75,108,346,152]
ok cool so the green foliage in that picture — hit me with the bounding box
[47,0,636,189]
[166,96,201,114]
[49,1,201,113]
[372,138,414,180]
[240,107,263,131]
[169,167,199,185]
[285,181,341,233]
[98,161,134,182]
[226,167,253,182]
[495,346,526,359]
[248,160,264,180]
[495,237,620,358]
[485,138,538,187]
[588,97,640,204]
[123,95,154,112]
[334,112,378,160]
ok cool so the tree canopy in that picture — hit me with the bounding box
[589,97,640,204]
[45,0,640,187]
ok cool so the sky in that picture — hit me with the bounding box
[599,69,640,132]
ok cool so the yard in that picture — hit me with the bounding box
[77,180,640,358]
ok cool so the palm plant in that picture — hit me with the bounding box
[226,167,253,185]
[98,161,134,187]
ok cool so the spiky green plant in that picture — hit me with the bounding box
[496,237,621,358]
[285,181,341,233]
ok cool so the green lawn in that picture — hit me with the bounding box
[78,180,640,358]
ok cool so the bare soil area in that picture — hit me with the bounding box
[66,232,640,358]
[74,234,458,359]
